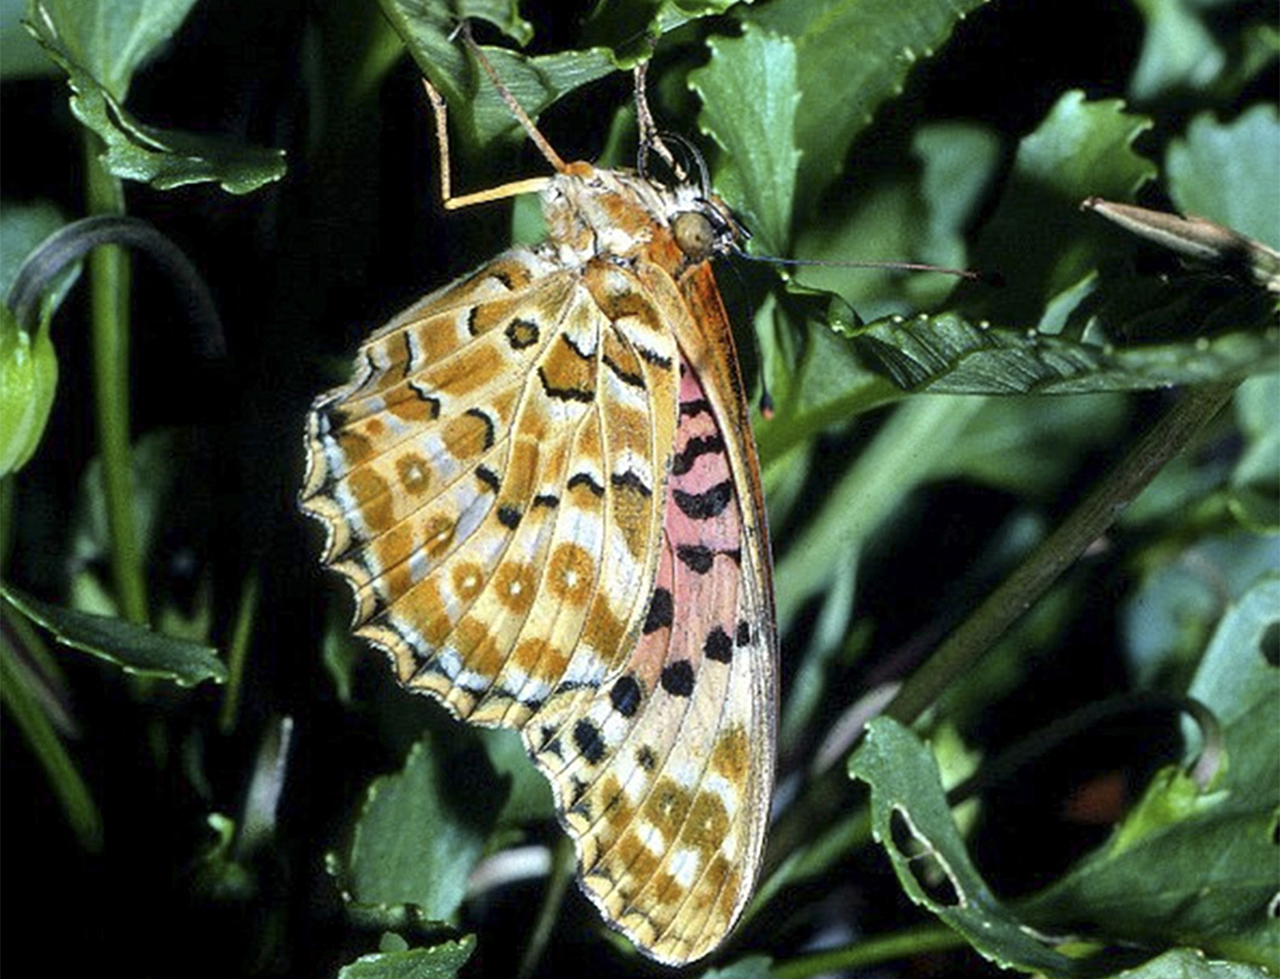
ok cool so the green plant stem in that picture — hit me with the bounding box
[885,382,1238,727]
[0,611,102,851]
[0,476,12,576]
[516,836,576,979]
[772,923,965,979]
[219,570,260,734]
[84,137,147,626]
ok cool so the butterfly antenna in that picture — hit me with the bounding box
[454,20,569,173]
[734,249,993,283]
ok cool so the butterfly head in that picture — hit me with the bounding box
[543,163,746,274]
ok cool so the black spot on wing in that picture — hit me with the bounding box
[407,381,442,419]
[673,480,732,520]
[497,505,522,529]
[643,587,674,634]
[672,433,724,476]
[680,398,712,419]
[538,366,594,403]
[505,317,540,350]
[567,472,605,497]
[704,626,733,663]
[573,719,606,765]
[676,544,714,574]
[537,727,563,758]
[660,660,695,697]
[465,406,496,450]
[611,470,652,498]
[603,353,645,389]
[610,674,643,717]
[561,333,593,360]
[401,331,417,377]
[635,343,673,371]
[475,466,501,494]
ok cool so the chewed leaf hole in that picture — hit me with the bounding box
[888,805,963,909]
[1259,621,1279,667]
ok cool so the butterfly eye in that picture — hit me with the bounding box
[673,210,716,262]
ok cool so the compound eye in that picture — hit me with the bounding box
[672,210,716,262]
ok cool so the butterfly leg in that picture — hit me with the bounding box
[421,76,553,212]
[633,61,683,180]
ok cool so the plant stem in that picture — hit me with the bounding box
[219,569,260,734]
[83,136,148,625]
[885,383,1238,727]
[771,923,965,979]
[516,835,575,979]
[0,608,102,850]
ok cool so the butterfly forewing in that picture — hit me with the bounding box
[304,251,675,725]
[302,159,776,965]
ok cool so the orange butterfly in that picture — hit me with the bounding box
[300,34,776,965]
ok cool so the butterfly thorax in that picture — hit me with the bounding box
[541,163,742,276]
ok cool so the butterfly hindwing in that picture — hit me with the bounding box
[524,349,774,964]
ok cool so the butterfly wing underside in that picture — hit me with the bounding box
[301,172,775,965]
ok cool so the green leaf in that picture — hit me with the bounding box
[933,394,1128,496]
[337,934,476,979]
[1121,533,1278,690]
[0,0,56,78]
[26,0,200,99]
[698,954,776,979]
[846,311,1280,394]
[582,0,758,59]
[0,199,79,322]
[791,121,1001,320]
[754,301,898,466]
[69,429,189,610]
[848,716,1087,975]
[1127,0,1279,105]
[1019,577,1280,970]
[379,0,617,149]
[0,301,57,475]
[1128,0,1226,103]
[348,732,505,919]
[955,92,1157,329]
[745,0,994,213]
[475,728,554,825]
[1166,105,1280,247]
[27,2,286,193]
[1108,950,1274,979]
[0,583,227,686]
[1231,373,1280,491]
[691,25,801,255]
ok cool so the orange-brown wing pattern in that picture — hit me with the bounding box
[302,163,777,966]
[302,248,679,729]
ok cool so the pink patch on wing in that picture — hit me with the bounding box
[628,354,743,687]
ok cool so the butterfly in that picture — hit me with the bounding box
[299,35,777,966]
